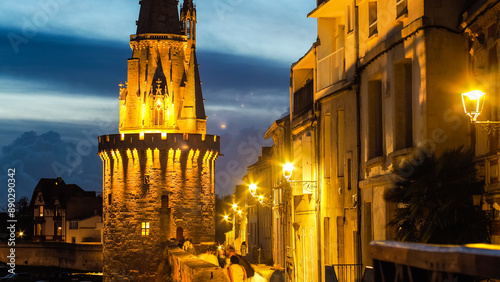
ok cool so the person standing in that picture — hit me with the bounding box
[228,255,247,282]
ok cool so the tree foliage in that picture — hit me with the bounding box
[385,147,490,244]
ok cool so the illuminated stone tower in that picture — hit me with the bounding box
[98,0,219,280]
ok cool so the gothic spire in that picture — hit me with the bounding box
[136,0,182,35]
[190,47,206,120]
[181,0,194,14]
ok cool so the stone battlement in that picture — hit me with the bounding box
[98,133,219,153]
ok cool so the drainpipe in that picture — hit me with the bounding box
[354,3,363,271]
[313,44,323,282]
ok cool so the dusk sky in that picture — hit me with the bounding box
[0,0,317,200]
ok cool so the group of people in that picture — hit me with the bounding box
[188,240,255,282]
[180,241,284,282]
[194,244,254,282]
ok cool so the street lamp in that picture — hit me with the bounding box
[462,90,500,134]
[282,163,317,193]
[283,163,294,181]
[248,184,272,207]
[249,183,257,196]
[462,90,485,122]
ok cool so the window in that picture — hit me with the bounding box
[161,195,169,208]
[347,5,353,33]
[155,100,163,125]
[394,60,413,150]
[337,110,345,177]
[369,1,378,37]
[347,158,352,190]
[396,0,408,19]
[39,206,44,217]
[324,217,331,264]
[187,20,191,39]
[144,174,150,184]
[108,194,112,206]
[324,114,331,178]
[142,222,150,236]
[69,221,78,230]
[35,223,42,236]
[368,78,383,159]
[55,223,62,236]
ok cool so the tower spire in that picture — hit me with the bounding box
[181,0,196,48]
[136,0,182,35]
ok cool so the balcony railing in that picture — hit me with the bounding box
[326,264,363,281]
[371,241,500,282]
[293,80,314,116]
[317,48,345,91]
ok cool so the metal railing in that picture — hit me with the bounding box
[326,264,363,282]
[317,48,345,91]
[371,241,500,282]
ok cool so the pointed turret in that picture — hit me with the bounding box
[183,46,206,121]
[192,49,206,120]
[136,0,182,34]
[181,0,196,49]
[151,56,168,96]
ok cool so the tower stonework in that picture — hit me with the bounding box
[98,1,219,280]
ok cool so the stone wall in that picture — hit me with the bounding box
[163,243,229,282]
[0,242,102,271]
[99,133,219,281]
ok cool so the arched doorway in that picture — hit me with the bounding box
[176,227,184,241]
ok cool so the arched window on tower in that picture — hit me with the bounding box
[155,100,163,125]
[187,19,191,39]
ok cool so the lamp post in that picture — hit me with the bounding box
[248,183,272,207]
[462,90,500,134]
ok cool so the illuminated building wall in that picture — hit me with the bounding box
[289,0,472,280]
[98,0,219,281]
[462,1,500,245]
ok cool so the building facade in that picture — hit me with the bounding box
[98,0,219,280]
[265,115,293,277]
[356,0,471,268]
[244,0,477,281]
[244,147,274,264]
[30,177,102,244]
[462,0,500,245]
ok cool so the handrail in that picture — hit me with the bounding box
[371,241,500,281]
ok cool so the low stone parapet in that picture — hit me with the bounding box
[0,242,102,272]
[163,243,229,282]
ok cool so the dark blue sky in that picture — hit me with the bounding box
[0,0,317,200]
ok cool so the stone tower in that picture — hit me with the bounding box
[98,0,219,280]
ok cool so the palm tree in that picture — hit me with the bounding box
[385,146,490,244]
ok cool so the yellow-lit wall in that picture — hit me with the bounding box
[99,133,219,281]
[357,0,470,266]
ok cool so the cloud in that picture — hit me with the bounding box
[213,126,275,196]
[0,131,103,202]
[197,0,317,62]
[1,0,317,63]
[2,0,138,44]
[0,0,314,197]
[0,85,118,124]
[0,27,129,98]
